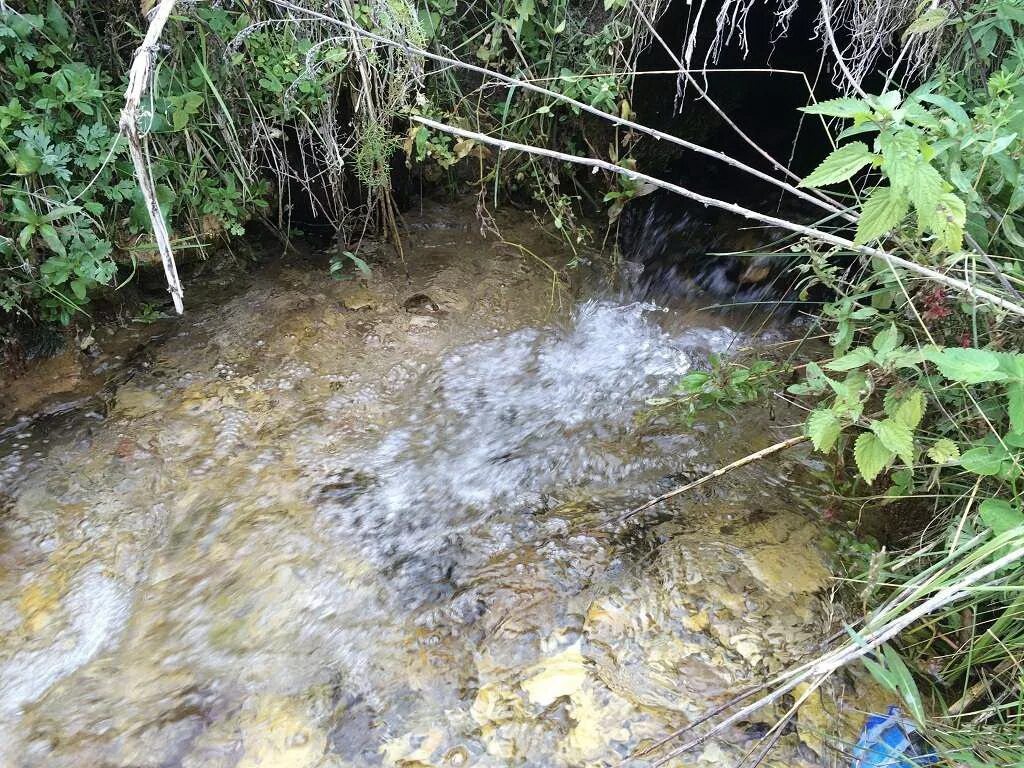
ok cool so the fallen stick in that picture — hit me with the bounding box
[120,0,184,314]
[617,434,810,523]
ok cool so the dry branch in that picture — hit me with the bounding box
[264,0,854,222]
[618,434,810,522]
[120,0,184,314]
[410,115,1024,318]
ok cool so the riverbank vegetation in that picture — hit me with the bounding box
[3,0,1024,764]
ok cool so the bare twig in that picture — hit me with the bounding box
[119,0,184,314]
[618,434,810,523]
[410,115,1024,318]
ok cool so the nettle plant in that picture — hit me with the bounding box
[798,49,1024,259]
[788,32,1024,526]
[793,320,1024,527]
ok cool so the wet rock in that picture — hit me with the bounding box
[112,387,163,419]
[341,287,383,311]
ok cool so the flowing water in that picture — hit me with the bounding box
[0,203,877,767]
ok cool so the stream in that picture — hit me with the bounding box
[0,202,879,767]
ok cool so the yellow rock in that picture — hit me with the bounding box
[563,686,632,764]
[697,741,731,765]
[793,682,830,757]
[521,642,588,706]
[682,610,709,633]
[341,287,383,311]
[741,541,830,596]
[235,696,326,768]
[470,682,522,725]
[112,387,163,419]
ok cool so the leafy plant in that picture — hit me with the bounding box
[330,250,371,280]
[652,355,780,424]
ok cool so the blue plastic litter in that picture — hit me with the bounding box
[851,706,939,768]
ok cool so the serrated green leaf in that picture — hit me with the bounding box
[978,498,1024,536]
[924,347,1009,384]
[855,431,895,484]
[885,387,925,425]
[800,98,871,118]
[872,323,901,355]
[825,346,874,371]
[931,192,966,253]
[807,409,842,453]
[894,389,926,429]
[856,186,908,244]
[907,162,944,230]
[927,438,960,464]
[879,129,921,190]
[871,418,915,466]
[800,142,875,188]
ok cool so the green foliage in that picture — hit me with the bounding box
[0,2,308,325]
[329,250,371,280]
[788,1,1024,758]
[411,0,662,245]
[651,356,779,424]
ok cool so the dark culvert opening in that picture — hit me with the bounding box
[621,0,892,307]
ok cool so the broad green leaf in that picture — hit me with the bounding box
[825,346,874,371]
[960,445,1007,476]
[18,225,35,250]
[927,438,960,464]
[871,418,915,466]
[872,323,901,355]
[978,499,1024,536]
[931,192,966,253]
[904,7,948,35]
[924,347,1009,384]
[807,409,842,453]
[1004,433,1024,448]
[889,389,926,429]
[800,142,875,188]
[855,431,895,484]
[983,133,1016,157]
[856,186,908,244]
[14,143,41,175]
[879,129,920,190]
[874,91,903,112]
[38,224,65,257]
[1008,383,1024,434]
[800,98,871,118]
[907,162,944,229]
[70,278,88,301]
[1000,216,1024,249]
[41,204,81,222]
[918,93,970,129]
